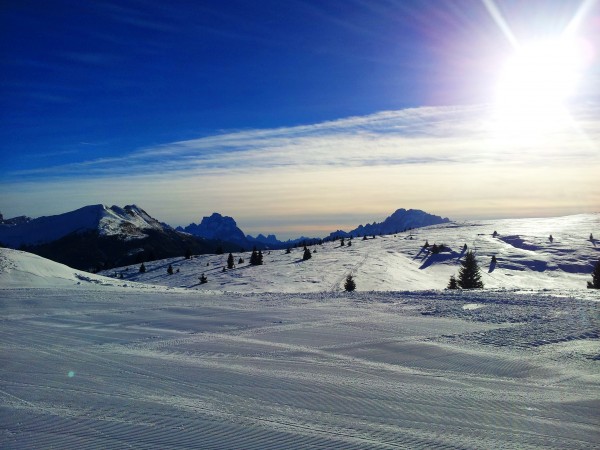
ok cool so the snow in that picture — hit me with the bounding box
[105,213,600,293]
[0,204,165,247]
[1,213,599,448]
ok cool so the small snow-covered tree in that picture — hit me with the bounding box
[588,260,600,289]
[227,253,234,270]
[340,238,345,246]
[302,246,312,260]
[199,273,207,284]
[447,275,458,289]
[457,251,484,289]
[167,264,173,275]
[139,263,146,273]
[344,274,356,292]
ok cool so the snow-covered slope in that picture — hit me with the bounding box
[0,248,109,287]
[1,218,598,449]
[106,213,600,293]
[0,204,166,247]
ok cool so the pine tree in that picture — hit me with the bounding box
[258,250,263,265]
[167,264,173,275]
[347,240,352,247]
[139,263,146,273]
[303,246,312,260]
[238,257,244,264]
[227,253,234,270]
[588,260,600,289]
[199,273,207,284]
[447,275,458,289]
[250,247,259,265]
[344,274,356,292]
[457,251,484,289]
[340,238,345,246]
[286,247,291,254]
[423,240,429,248]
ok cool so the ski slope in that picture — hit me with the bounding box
[1,213,599,448]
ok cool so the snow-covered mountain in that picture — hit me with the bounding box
[0,204,166,247]
[0,205,229,271]
[102,213,600,293]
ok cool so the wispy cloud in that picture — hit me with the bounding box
[2,104,599,237]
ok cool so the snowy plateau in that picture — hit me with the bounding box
[1,214,599,449]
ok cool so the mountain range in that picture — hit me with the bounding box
[0,204,449,271]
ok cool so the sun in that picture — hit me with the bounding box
[492,37,588,137]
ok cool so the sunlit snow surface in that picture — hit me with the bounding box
[108,214,600,292]
[1,213,599,448]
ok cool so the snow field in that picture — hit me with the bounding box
[1,284,598,449]
[109,214,600,293]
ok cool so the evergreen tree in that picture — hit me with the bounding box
[344,274,356,292]
[303,246,312,260]
[430,243,439,254]
[423,240,429,248]
[250,247,259,265]
[258,250,263,265]
[167,264,173,275]
[286,247,291,254]
[238,257,244,264]
[362,236,368,241]
[457,251,484,289]
[347,240,352,247]
[139,263,146,273]
[227,253,234,270]
[492,231,498,237]
[587,260,600,289]
[199,273,207,284]
[447,275,458,289]
[340,238,345,246]
[491,255,497,264]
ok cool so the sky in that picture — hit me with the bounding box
[1,0,599,238]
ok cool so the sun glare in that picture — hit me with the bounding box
[493,37,587,138]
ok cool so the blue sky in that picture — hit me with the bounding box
[1,1,599,238]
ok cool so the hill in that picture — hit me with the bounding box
[102,213,600,293]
